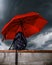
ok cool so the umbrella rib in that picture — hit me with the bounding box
[19,20,24,33]
[4,23,20,38]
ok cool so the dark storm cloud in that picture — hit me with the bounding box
[0,0,17,30]
[12,0,52,27]
[0,0,52,33]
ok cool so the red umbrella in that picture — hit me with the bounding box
[1,12,48,40]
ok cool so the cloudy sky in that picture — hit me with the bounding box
[0,0,52,50]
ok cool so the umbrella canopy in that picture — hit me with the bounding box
[1,12,48,40]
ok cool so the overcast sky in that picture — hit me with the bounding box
[0,0,52,30]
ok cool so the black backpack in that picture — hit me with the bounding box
[9,32,27,50]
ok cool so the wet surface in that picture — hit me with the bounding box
[0,53,52,65]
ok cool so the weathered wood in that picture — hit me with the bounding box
[0,50,52,53]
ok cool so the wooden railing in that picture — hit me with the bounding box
[0,50,52,53]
